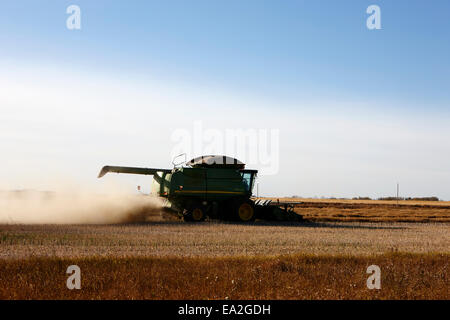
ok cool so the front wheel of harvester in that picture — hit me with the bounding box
[235,200,255,222]
[184,206,206,222]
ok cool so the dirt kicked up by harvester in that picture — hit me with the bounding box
[98,155,302,222]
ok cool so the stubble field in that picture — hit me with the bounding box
[0,198,448,299]
[277,198,450,222]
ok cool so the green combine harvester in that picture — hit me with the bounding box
[98,155,302,222]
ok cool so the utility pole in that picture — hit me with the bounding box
[396,182,399,205]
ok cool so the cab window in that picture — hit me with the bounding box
[241,172,252,191]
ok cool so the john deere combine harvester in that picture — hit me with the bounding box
[98,155,301,222]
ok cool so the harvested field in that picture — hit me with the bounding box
[0,222,448,259]
[1,199,448,300]
[272,198,450,206]
[0,253,448,299]
[262,198,450,222]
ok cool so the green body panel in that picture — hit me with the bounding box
[149,167,255,210]
[174,168,247,200]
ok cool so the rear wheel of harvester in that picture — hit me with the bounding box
[235,200,255,222]
[184,205,206,222]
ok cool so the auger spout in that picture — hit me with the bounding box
[97,166,172,178]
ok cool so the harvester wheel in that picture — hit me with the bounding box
[184,206,206,222]
[236,201,255,222]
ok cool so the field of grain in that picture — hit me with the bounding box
[0,253,447,300]
[265,198,450,222]
[0,198,449,299]
[0,222,449,259]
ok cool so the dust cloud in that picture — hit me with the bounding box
[0,190,165,224]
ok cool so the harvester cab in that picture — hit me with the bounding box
[98,155,302,222]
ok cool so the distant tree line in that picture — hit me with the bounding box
[351,196,440,201]
[289,195,441,202]
[377,196,440,201]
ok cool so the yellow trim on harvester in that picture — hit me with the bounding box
[174,190,245,194]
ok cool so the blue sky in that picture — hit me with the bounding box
[2,0,450,109]
[1,1,450,199]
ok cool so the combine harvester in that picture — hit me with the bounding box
[98,155,302,222]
